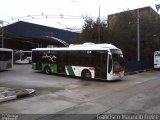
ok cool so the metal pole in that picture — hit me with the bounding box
[0,20,4,48]
[2,22,3,48]
[98,4,100,43]
[137,8,140,61]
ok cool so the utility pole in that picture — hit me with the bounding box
[137,8,140,61]
[98,4,101,43]
[0,20,4,48]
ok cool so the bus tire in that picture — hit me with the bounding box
[44,66,51,75]
[81,70,91,80]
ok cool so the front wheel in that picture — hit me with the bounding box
[81,70,91,80]
[44,66,51,74]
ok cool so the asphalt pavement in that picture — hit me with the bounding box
[0,65,160,120]
[0,67,151,103]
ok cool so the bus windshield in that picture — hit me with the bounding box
[0,49,13,70]
[0,51,12,61]
[111,49,125,73]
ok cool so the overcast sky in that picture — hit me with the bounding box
[0,0,159,32]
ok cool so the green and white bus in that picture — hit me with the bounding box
[0,48,13,70]
[32,43,125,80]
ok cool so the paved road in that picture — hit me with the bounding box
[0,65,160,119]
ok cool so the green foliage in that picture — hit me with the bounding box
[111,12,160,60]
[76,17,109,44]
[77,12,160,61]
[110,11,137,60]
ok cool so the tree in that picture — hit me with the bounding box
[77,11,160,62]
[109,11,137,60]
[76,17,109,44]
[109,11,160,61]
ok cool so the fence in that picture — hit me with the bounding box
[127,60,153,72]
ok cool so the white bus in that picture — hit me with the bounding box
[154,51,160,69]
[32,43,125,80]
[14,50,32,64]
[0,48,13,70]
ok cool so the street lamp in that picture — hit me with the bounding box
[137,8,140,61]
[0,20,4,48]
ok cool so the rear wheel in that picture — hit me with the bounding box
[81,70,91,80]
[44,66,51,74]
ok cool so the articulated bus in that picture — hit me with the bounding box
[14,50,32,64]
[32,43,125,80]
[0,48,13,70]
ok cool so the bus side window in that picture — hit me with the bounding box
[108,55,112,73]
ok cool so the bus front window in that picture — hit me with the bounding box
[111,49,125,74]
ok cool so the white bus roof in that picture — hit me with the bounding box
[0,48,13,52]
[32,43,119,51]
[20,50,32,52]
[154,51,160,53]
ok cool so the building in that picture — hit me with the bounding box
[1,21,80,50]
[108,6,159,29]
[107,6,160,61]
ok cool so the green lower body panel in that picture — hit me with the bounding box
[32,63,36,70]
[42,64,57,73]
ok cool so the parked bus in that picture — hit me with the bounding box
[14,50,32,64]
[154,51,160,69]
[32,43,125,80]
[0,48,13,70]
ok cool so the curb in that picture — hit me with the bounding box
[125,68,153,76]
[0,89,35,103]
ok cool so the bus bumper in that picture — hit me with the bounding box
[107,71,124,81]
[154,65,160,69]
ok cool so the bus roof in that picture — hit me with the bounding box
[32,43,119,51]
[0,48,13,52]
[19,50,32,52]
[154,51,160,53]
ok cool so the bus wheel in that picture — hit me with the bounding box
[82,70,91,80]
[44,66,51,74]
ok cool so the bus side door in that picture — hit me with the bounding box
[57,51,66,73]
[95,51,108,79]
